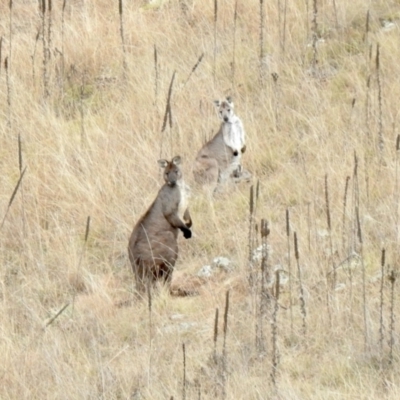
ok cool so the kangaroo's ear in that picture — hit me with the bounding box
[158,159,169,168]
[226,96,233,104]
[172,155,181,165]
[214,100,221,108]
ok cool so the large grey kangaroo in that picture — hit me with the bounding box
[193,97,250,188]
[128,156,192,293]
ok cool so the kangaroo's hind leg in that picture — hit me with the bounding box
[194,156,220,185]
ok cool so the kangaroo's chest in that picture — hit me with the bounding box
[177,180,190,219]
[222,121,243,151]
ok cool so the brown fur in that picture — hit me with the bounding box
[128,156,192,293]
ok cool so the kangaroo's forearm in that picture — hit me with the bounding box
[165,213,188,229]
[183,209,192,228]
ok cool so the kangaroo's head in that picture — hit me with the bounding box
[158,156,182,186]
[214,96,235,123]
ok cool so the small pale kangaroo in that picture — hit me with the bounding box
[193,97,249,187]
[128,156,192,293]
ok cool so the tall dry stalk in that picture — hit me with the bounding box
[213,308,219,363]
[256,219,270,355]
[305,0,309,42]
[183,53,204,88]
[160,71,176,157]
[118,0,128,75]
[395,135,400,243]
[332,0,339,31]
[0,167,27,231]
[47,0,52,65]
[325,174,336,289]
[259,0,265,85]
[154,44,159,106]
[41,0,49,98]
[147,278,153,388]
[278,0,282,52]
[282,0,288,56]
[18,134,27,243]
[5,57,12,130]
[376,44,384,155]
[270,270,280,391]
[9,0,13,68]
[364,12,372,139]
[45,302,70,328]
[272,72,280,131]
[342,175,350,255]
[388,269,396,365]
[79,73,86,145]
[61,0,67,93]
[307,202,311,251]
[294,232,307,336]
[72,216,90,312]
[31,29,40,84]
[260,219,271,310]
[213,0,218,87]
[356,206,368,352]
[351,152,360,252]
[286,209,293,334]
[365,74,371,139]
[221,290,230,400]
[231,0,238,89]
[248,185,255,288]
[311,0,318,74]
[182,343,186,400]
[379,248,385,360]
[364,10,370,44]
[0,36,3,77]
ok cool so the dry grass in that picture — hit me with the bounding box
[1,0,400,398]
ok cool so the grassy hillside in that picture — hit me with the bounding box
[1,0,400,398]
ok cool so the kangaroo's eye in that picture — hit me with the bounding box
[227,109,231,112]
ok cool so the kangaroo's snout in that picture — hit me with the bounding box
[166,167,181,186]
[223,116,229,122]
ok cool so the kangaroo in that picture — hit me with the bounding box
[193,97,249,187]
[128,156,192,293]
